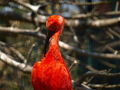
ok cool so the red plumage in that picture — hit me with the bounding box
[32,15,72,90]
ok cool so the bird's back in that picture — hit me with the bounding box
[32,58,72,90]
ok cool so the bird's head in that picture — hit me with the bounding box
[46,15,64,33]
[44,15,64,55]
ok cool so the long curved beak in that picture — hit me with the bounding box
[43,31,52,56]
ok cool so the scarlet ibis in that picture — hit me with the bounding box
[32,15,72,90]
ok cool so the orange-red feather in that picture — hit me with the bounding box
[32,15,72,90]
[32,58,72,90]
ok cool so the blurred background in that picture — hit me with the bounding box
[0,0,120,90]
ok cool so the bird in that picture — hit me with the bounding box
[32,15,72,90]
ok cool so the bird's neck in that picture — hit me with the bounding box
[45,31,63,63]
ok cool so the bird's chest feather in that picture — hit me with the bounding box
[32,59,71,90]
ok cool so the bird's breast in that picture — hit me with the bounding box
[32,60,72,90]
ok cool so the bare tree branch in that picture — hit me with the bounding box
[59,41,120,60]
[74,11,120,19]
[0,41,27,63]
[97,40,120,52]
[60,0,120,6]
[65,55,98,72]
[0,10,32,23]
[88,84,120,89]
[1,10,120,28]
[0,26,45,38]
[11,0,40,13]
[65,16,120,27]
[74,71,120,86]
[0,50,32,73]
[0,26,120,60]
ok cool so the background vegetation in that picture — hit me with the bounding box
[0,0,120,90]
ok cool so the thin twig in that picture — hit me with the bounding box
[108,28,120,39]
[65,55,98,72]
[27,43,36,61]
[0,41,27,63]
[115,1,119,12]
[74,71,120,85]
